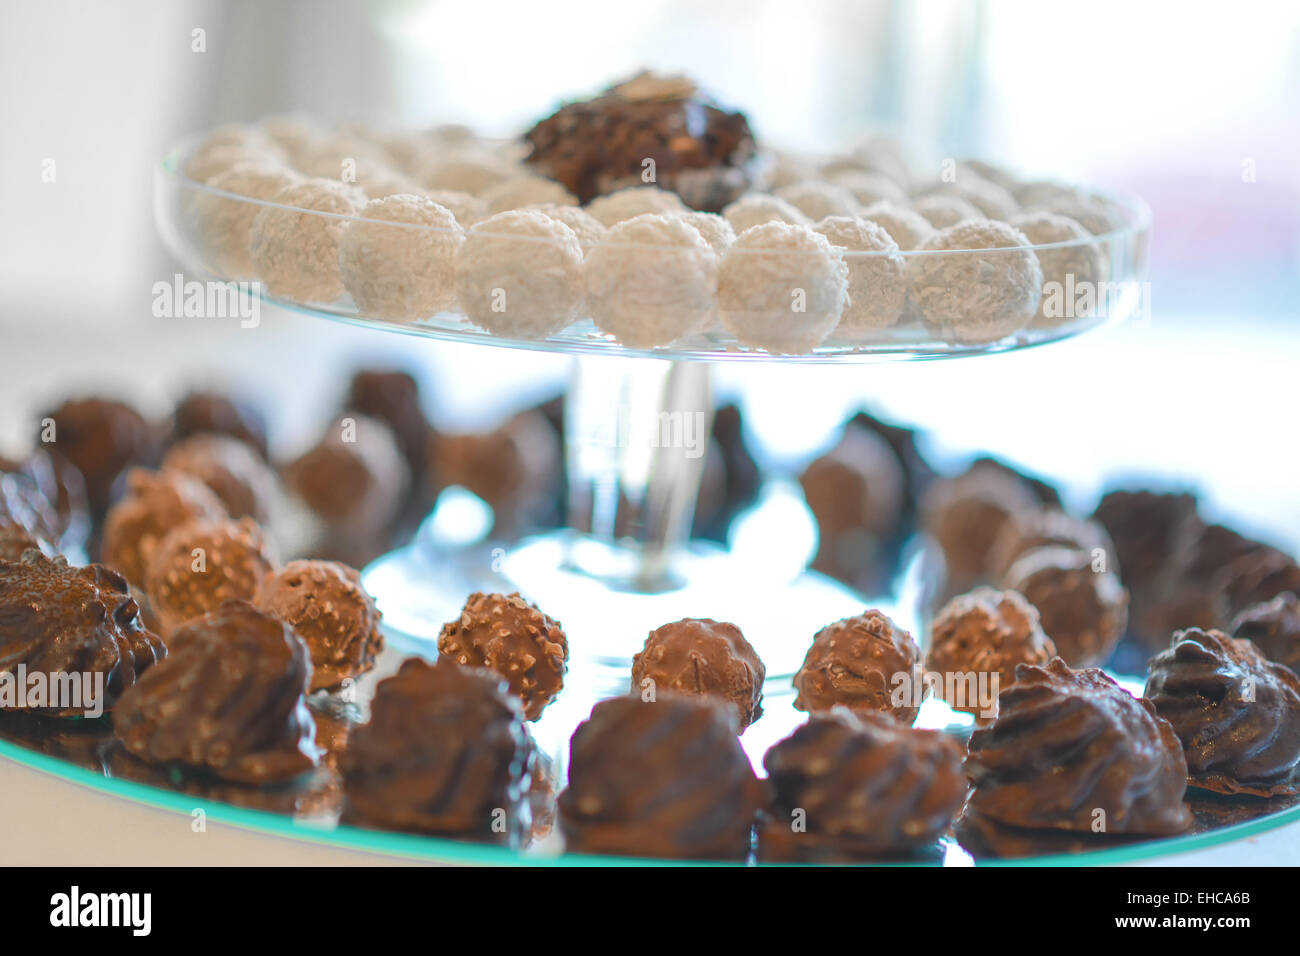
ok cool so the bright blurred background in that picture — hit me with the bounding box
[1,0,1298,541]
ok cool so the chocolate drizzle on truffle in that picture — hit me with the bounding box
[793,610,923,724]
[631,618,765,730]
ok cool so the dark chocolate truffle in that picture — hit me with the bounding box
[41,398,156,517]
[169,390,269,459]
[1219,547,1300,619]
[0,552,165,715]
[921,464,1039,589]
[162,433,280,523]
[987,508,1116,580]
[144,516,279,636]
[1002,546,1127,667]
[558,693,761,859]
[113,599,321,784]
[760,709,966,860]
[343,369,432,489]
[846,408,935,514]
[1144,627,1300,796]
[966,658,1192,835]
[926,588,1056,719]
[1091,489,1197,600]
[793,610,924,724]
[341,657,532,841]
[255,559,384,691]
[631,618,765,730]
[1232,592,1300,674]
[100,468,227,588]
[437,592,568,721]
[284,414,409,536]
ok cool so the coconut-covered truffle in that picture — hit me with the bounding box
[674,210,735,254]
[630,618,765,730]
[987,508,1117,580]
[926,588,1056,718]
[920,464,1040,590]
[417,148,516,195]
[255,559,383,691]
[585,185,687,226]
[480,174,577,214]
[1031,191,1123,237]
[720,193,811,233]
[101,468,227,588]
[558,693,761,859]
[813,215,906,331]
[437,591,568,721]
[584,213,719,347]
[911,193,981,228]
[113,599,321,784]
[144,516,279,636]
[423,188,487,227]
[966,658,1193,835]
[860,201,934,251]
[793,610,924,724]
[341,657,533,841]
[530,202,608,250]
[827,170,908,207]
[247,177,366,302]
[914,177,1018,220]
[454,209,585,338]
[337,194,463,320]
[717,222,848,353]
[1145,627,1300,796]
[1232,593,1300,675]
[184,128,285,184]
[41,397,156,518]
[0,552,165,715]
[1002,546,1127,667]
[169,391,269,459]
[906,219,1042,344]
[774,181,860,221]
[189,162,302,278]
[161,433,280,523]
[1010,211,1105,326]
[759,709,966,860]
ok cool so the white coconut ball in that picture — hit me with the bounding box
[297,133,394,181]
[774,181,861,222]
[454,209,585,339]
[189,162,302,278]
[762,151,820,190]
[913,177,1018,221]
[717,222,848,353]
[912,193,982,229]
[813,216,906,332]
[423,189,487,228]
[674,211,735,255]
[905,219,1042,344]
[418,149,517,195]
[827,170,908,207]
[1011,211,1106,327]
[958,159,1019,192]
[531,203,608,251]
[585,186,687,227]
[248,177,366,302]
[1011,180,1079,210]
[1032,192,1124,237]
[184,139,286,184]
[860,201,935,251]
[721,193,812,234]
[256,115,326,166]
[583,214,719,348]
[338,195,463,321]
[357,165,424,200]
[480,174,578,214]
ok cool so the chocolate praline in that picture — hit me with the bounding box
[169,390,269,459]
[1232,592,1300,674]
[41,398,157,517]
[100,468,227,589]
[1219,547,1300,619]
[437,592,568,721]
[631,618,765,730]
[162,433,280,523]
[1090,489,1198,601]
[1145,627,1300,796]
[920,464,1040,590]
[759,709,966,861]
[0,551,165,715]
[284,414,409,537]
[966,658,1192,835]
[0,520,52,562]
[1002,545,1128,667]
[343,369,432,490]
[113,599,321,784]
[793,610,924,725]
[987,508,1116,580]
[558,693,761,859]
[255,559,384,691]
[341,657,532,842]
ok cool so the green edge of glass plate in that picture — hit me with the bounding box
[6,738,1299,866]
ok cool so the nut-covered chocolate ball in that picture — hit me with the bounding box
[921,464,1040,589]
[41,397,157,517]
[631,618,765,730]
[987,508,1116,580]
[284,414,409,537]
[255,559,383,691]
[558,693,761,859]
[162,433,280,523]
[793,610,924,724]
[1232,592,1300,674]
[926,588,1056,718]
[0,551,165,715]
[1145,627,1300,796]
[966,658,1192,835]
[1002,546,1127,667]
[113,599,321,784]
[437,592,568,721]
[144,516,279,636]
[760,710,966,860]
[342,657,532,841]
[101,468,227,588]
[169,391,269,459]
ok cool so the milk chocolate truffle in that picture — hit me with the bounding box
[344,369,433,493]
[966,658,1193,835]
[558,693,761,859]
[0,552,165,715]
[631,618,765,730]
[1002,546,1127,667]
[255,559,383,691]
[1091,489,1198,600]
[1232,593,1300,674]
[437,592,568,721]
[113,600,321,784]
[920,464,1040,589]
[41,398,156,517]
[341,657,532,841]
[1145,628,1300,796]
[987,508,1116,580]
[284,415,409,537]
[162,433,280,523]
[793,610,924,724]
[169,391,269,459]
[101,468,227,588]
[1220,547,1300,619]
[760,710,966,860]
[144,516,279,636]
[926,588,1056,718]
